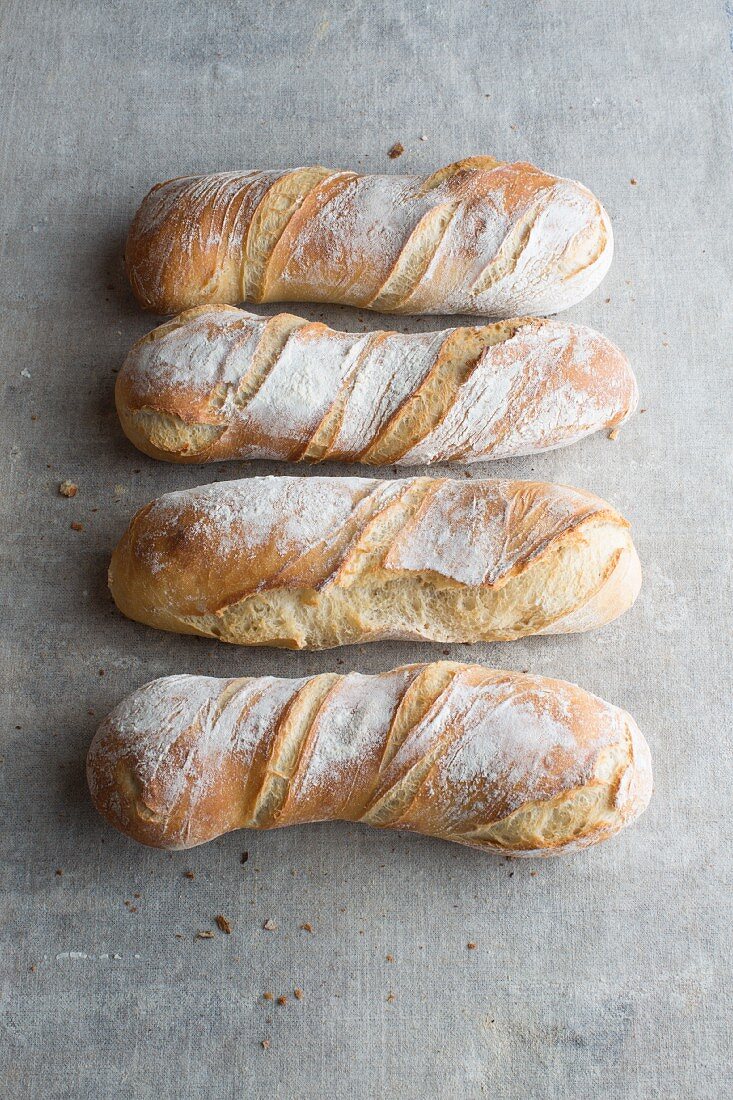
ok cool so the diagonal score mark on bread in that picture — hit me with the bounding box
[244,166,335,301]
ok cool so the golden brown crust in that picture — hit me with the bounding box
[86,664,652,855]
[108,475,641,650]
[125,159,613,316]
[115,305,637,466]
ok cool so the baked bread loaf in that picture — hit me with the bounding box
[87,663,652,855]
[108,475,641,649]
[117,305,637,466]
[125,157,613,317]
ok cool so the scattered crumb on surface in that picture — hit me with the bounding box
[241,852,249,863]
[608,428,620,440]
[388,142,404,159]
[59,481,77,497]
[293,988,303,1000]
[263,992,274,1002]
[215,915,232,934]
[183,870,195,880]
[277,995,287,1006]
[261,1039,270,1050]
[630,178,638,185]
[196,930,215,939]
[386,954,394,963]
[70,522,83,532]
[263,919,277,931]
[420,134,428,141]
[386,992,396,1003]
[467,942,477,950]
[55,869,63,877]
[300,922,314,933]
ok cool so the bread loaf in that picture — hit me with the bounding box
[108,475,641,649]
[125,158,613,317]
[117,305,637,466]
[87,663,652,855]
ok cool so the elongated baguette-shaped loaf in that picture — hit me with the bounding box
[117,305,637,466]
[109,475,641,650]
[87,663,652,855]
[125,158,613,317]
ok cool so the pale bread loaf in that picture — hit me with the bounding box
[108,476,641,650]
[87,663,652,855]
[125,158,613,317]
[116,305,637,466]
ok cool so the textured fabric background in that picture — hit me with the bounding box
[1,2,731,1097]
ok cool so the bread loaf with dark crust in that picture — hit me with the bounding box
[125,158,613,317]
[108,475,641,650]
[87,663,652,855]
[116,305,637,466]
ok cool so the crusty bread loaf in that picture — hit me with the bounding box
[87,663,652,855]
[125,158,613,317]
[108,475,641,650]
[117,305,637,466]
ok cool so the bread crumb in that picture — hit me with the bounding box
[215,915,232,934]
[70,522,83,532]
[608,428,620,441]
[196,930,215,939]
[59,481,77,498]
[263,992,274,1001]
[263,919,277,931]
[420,134,428,141]
[386,954,394,962]
[55,869,63,877]
[388,142,404,159]
[300,922,313,933]
[261,1039,271,1050]
[630,178,638,185]
[277,995,287,1006]
[183,870,195,880]
[386,991,396,1003]
[467,942,477,950]
[293,988,303,1000]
